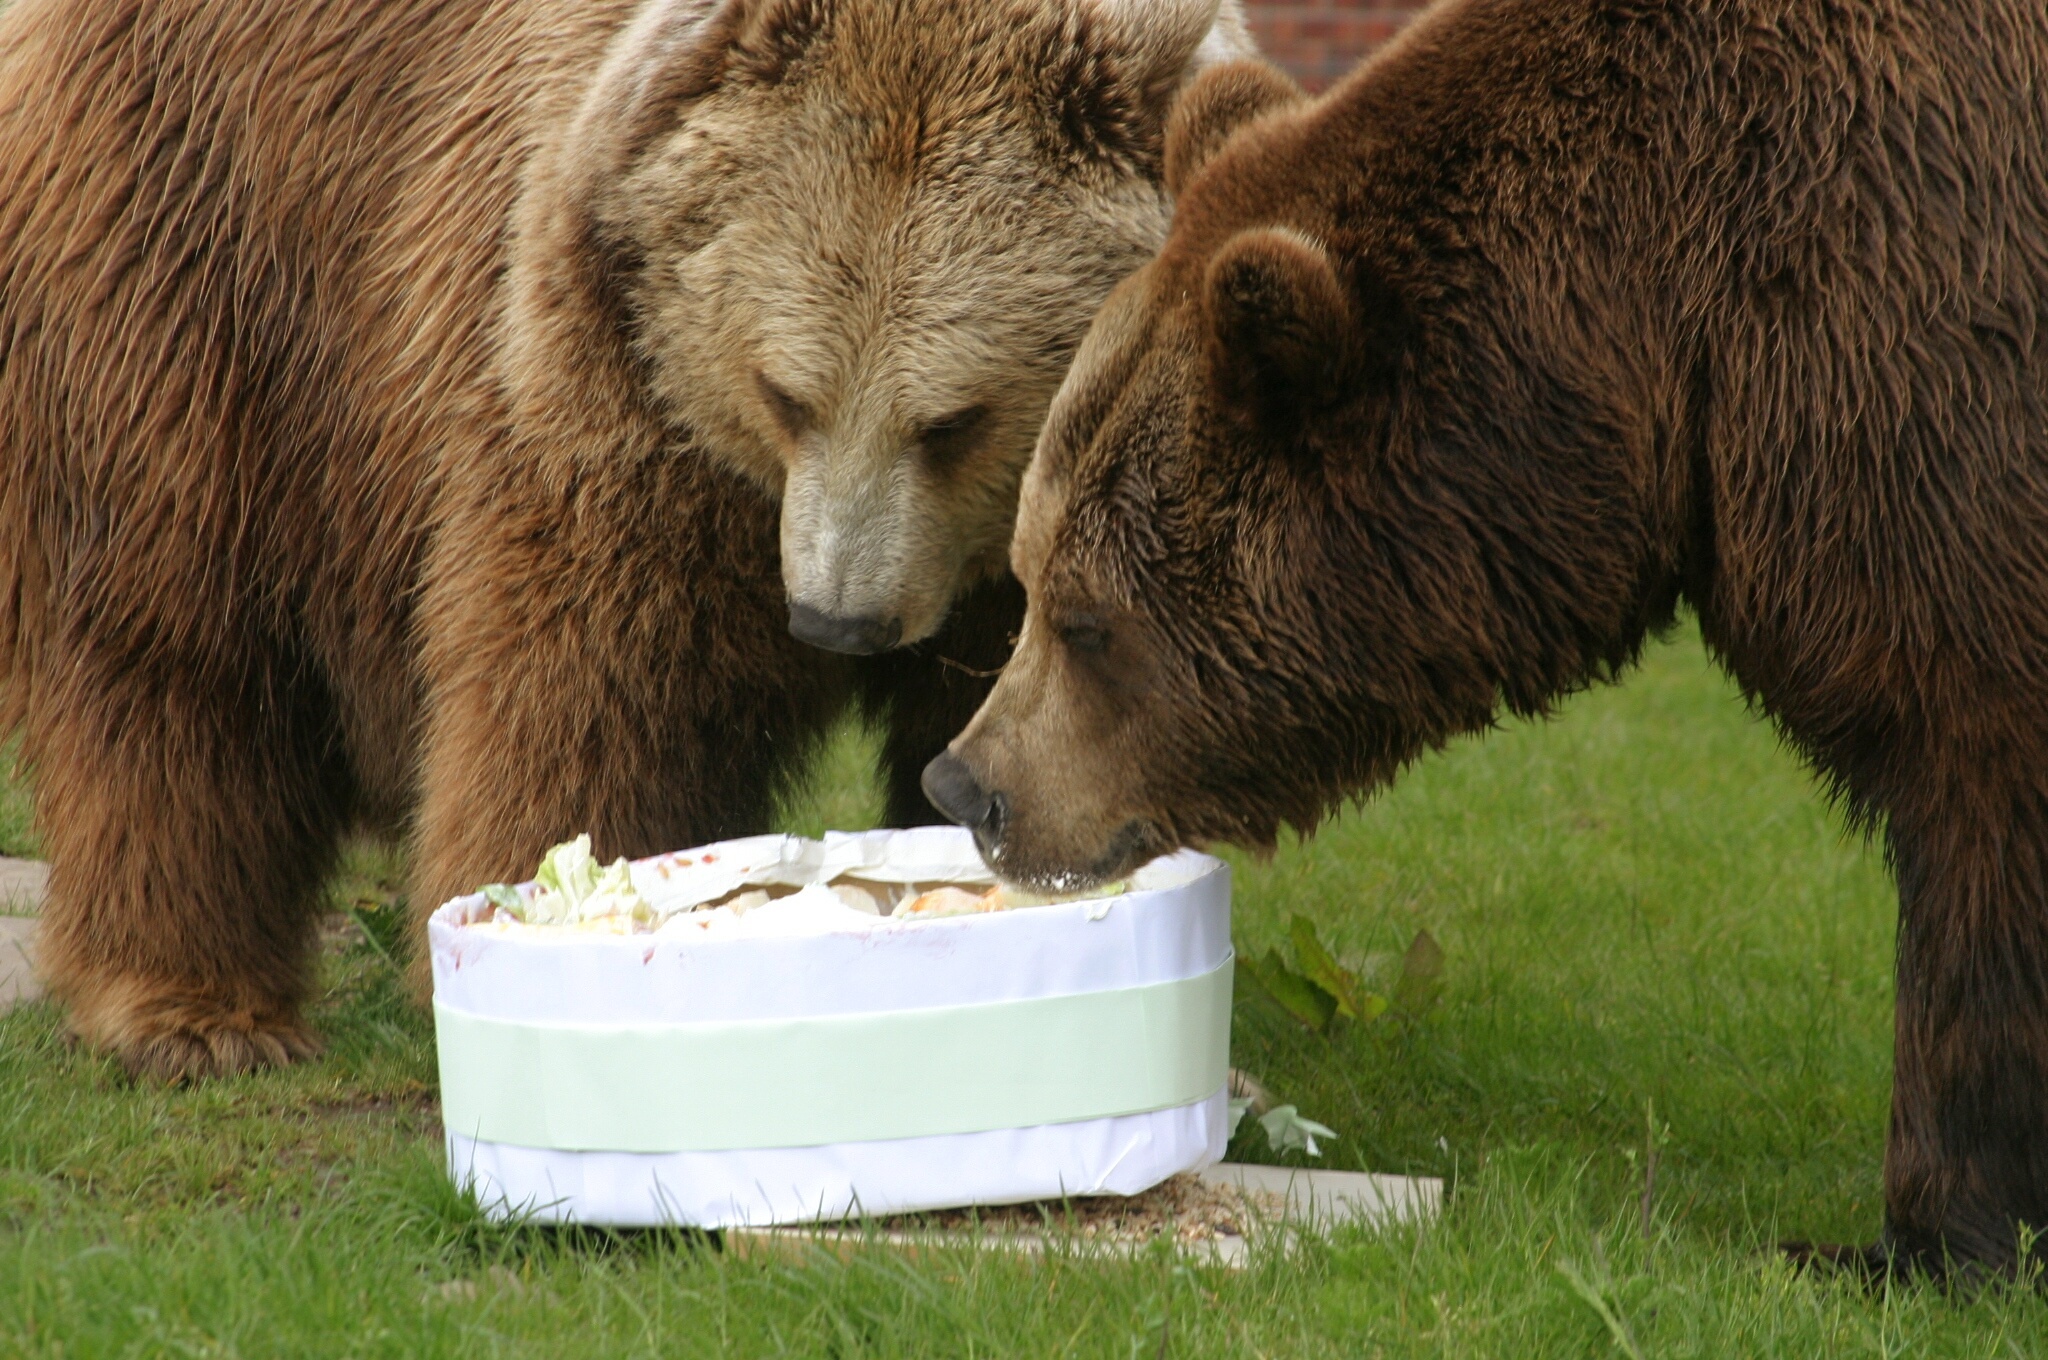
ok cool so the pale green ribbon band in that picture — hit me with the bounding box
[436,957,1233,1153]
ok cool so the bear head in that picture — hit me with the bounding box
[498,0,1261,654]
[924,60,1508,889]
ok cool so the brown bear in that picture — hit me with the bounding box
[0,0,1258,1080]
[925,2,2048,1275]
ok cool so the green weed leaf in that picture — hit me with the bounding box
[1287,915,1380,1020]
[1236,921,1436,1034]
[1240,948,1338,1030]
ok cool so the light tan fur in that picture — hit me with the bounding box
[611,0,1251,642]
[0,0,1253,1078]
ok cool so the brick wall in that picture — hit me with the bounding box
[1242,0,1430,92]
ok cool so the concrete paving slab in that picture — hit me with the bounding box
[723,1164,1442,1268]
[1196,1163,1442,1231]
[0,915,39,1009]
[0,859,45,1010]
[0,857,47,915]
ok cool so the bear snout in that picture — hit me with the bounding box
[921,751,1004,851]
[787,603,904,655]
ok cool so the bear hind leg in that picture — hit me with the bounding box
[1870,774,2048,1281]
[30,645,351,1081]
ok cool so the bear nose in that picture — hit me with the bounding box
[788,604,903,655]
[922,752,1005,852]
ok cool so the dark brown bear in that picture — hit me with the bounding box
[0,0,1256,1080]
[927,1,2048,1275]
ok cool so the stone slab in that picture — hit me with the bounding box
[1196,1163,1442,1230]
[0,859,45,1011]
[0,857,47,915]
[722,1164,1442,1268]
[0,915,39,1009]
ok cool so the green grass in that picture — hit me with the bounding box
[0,740,35,859]
[4,624,2047,1356]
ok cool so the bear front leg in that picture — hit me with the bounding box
[31,646,346,1081]
[409,465,850,991]
[856,575,1025,829]
[409,604,844,992]
[1878,787,2048,1279]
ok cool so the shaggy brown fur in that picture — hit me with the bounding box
[0,0,1251,1080]
[931,0,2048,1275]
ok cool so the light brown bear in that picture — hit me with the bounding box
[929,2,2048,1276]
[0,0,1256,1079]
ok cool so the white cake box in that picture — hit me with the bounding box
[429,827,1233,1228]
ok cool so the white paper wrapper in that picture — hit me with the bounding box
[430,828,1232,1227]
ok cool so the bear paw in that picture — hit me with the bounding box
[117,1016,324,1083]
[65,983,324,1082]
[1780,1239,1977,1286]
[1780,1239,1893,1280]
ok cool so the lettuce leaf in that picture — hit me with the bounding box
[516,834,653,927]
[1258,1104,1337,1157]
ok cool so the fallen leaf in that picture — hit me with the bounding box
[1259,1104,1338,1157]
[1393,928,1444,1017]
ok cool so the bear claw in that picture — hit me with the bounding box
[1780,1239,1895,1281]
[115,1017,323,1084]
[1778,1239,2000,1288]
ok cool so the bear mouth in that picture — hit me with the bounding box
[989,816,1167,894]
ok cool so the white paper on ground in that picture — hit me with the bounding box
[431,828,1233,1227]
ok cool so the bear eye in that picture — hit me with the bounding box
[757,373,811,437]
[1058,614,1109,654]
[919,404,989,467]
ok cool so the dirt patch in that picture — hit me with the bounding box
[869,1173,1286,1248]
[302,1088,439,1121]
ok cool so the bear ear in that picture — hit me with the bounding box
[1090,0,1248,92]
[724,0,830,87]
[1204,228,1357,435]
[1164,61,1304,197]
[1046,0,1250,172]
[598,0,826,159]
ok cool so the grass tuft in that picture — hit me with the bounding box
[0,740,35,859]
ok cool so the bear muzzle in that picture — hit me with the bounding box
[920,751,1007,858]
[787,603,904,655]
